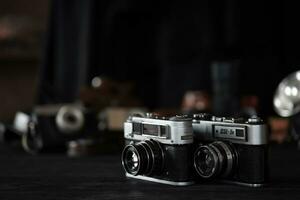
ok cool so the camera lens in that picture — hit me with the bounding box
[194,145,219,178]
[55,106,84,134]
[21,120,44,155]
[122,139,164,176]
[194,141,236,179]
[64,113,77,124]
[123,146,141,174]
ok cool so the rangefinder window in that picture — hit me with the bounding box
[160,126,167,137]
[235,129,245,138]
[142,124,159,136]
[141,124,168,138]
[133,123,142,134]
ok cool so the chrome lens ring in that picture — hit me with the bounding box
[55,106,84,134]
[122,144,145,176]
[213,141,236,177]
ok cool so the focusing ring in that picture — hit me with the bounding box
[209,143,225,177]
[213,141,236,177]
[144,140,164,175]
[139,142,153,174]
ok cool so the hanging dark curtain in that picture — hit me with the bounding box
[37,0,166,107]
[37,0,289,115]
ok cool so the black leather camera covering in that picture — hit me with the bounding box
[230,144,268,184]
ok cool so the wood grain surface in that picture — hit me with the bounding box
[0,144,300,200]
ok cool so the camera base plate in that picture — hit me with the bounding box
[125,173,195,186]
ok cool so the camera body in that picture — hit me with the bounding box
[122,113,195,186]
[22,104,100,153]
[192,113,268,187]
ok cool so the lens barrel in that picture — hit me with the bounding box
[194,141,236,179]
[122,139,164,176]
[55,106,84,134]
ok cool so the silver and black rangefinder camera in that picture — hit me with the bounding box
[192,113,268,187]
[122,113,195,186]
[22,104,100,154]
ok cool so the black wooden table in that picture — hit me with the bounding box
[0,144,300,200]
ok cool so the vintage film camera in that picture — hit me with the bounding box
[192,113,268,187]
[22,103,100,154]
[121,113,195,186]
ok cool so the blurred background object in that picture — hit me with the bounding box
[273,71,300,147]
[1,0,300,154]
[239,95,259,118]
[268,117,290,144]
[181,90,211,115]
[0,0,49,122]
[211,60,239,116]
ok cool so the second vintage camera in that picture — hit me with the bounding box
[22,103,100,153]
[192,113,268,187]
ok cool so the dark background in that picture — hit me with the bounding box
[1,0,300,121]
[38,0,298,115]
[0,0,48,121]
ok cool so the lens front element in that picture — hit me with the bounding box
[124,146,140,174]
[194,141,236,179]
[194,146,219,178]
[122,139,164,176]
